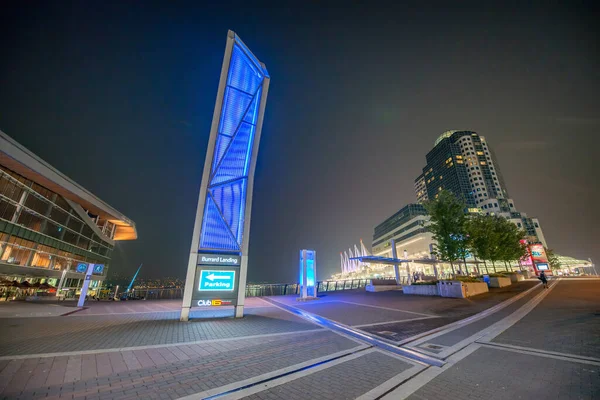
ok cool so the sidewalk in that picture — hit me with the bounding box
[0,279,597,399]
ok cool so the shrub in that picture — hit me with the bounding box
[488,273,506,278]
[412,280,438,285]
[453,276,482,283]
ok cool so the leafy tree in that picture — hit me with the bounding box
[498,220,528,269]
[546,248,562,270]
[465,214,495,274]
[466,214,527,273]
[424,190,468,274]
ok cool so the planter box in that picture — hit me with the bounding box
[438,280,489,298]
[402,285,439,296]
[462,282,489,297]
[506,273,525,283]
[489,277,512,288]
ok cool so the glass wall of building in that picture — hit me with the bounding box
[0,165,113,274]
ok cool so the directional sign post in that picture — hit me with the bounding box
[77,263,95,308]
[198,270,236,291]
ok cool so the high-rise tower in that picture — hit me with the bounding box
[416,130,547,246]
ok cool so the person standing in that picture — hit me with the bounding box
[539,271,549,289]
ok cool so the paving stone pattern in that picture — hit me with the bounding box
[294,301,428,326]
[494,280,600,358]
[0,307,316,356]
[426,285,543,347]
[407,346,600,400]
[0,330,360,399]
[242,351,413,400]
[360,316,462,342]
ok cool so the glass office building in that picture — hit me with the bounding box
[0,130,136,295]
[372,204,432,257]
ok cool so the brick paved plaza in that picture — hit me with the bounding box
[0,278,598,399]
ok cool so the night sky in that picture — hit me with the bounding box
[1,2,598,283]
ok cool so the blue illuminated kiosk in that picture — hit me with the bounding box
[299,250,317,300]
[180,31,270,320]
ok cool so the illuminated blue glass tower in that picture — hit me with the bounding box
[181,31,270,320]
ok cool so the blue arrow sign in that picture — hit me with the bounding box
[198,270,236,291]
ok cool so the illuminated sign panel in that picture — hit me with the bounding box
[536,263,549,271]
[76,263,87,273]
[197,254,240,266]
[299,250,317,298]
[181,30,270,320]
[529,244,548,263]
[92,264,105,275]
[197,299,233,306]
[198,270,236,291]
[199,37,269,252]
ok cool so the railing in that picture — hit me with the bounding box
[245,279,371,297]
[100,278,375,300]
[107,288,184,300]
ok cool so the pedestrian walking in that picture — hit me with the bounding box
[538,271,549,289]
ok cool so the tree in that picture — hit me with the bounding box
[498,220,528,270]
[466,214,527,273]
[424,190,468,274]
[546,248,562,270]
[465,214,495,274]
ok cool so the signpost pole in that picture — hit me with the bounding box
[77,263,95,308]
[390,239,400,284]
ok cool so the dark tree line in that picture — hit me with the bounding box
[424,190,529,274]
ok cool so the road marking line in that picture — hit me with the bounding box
[355,363,425,400]
[336,300,436,317]
[380,343,482,400]
[0,328,325,360]
[477,342,600,365]
[178,347,374,400]
[262,297,443,367]
[381,280,563,399]
[398,282,542,347]
[352,316,438,328]
[419,280,559,360]
[262,297,368,347]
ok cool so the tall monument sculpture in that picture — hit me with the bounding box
[181,31,270,321]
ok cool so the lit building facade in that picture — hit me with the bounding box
[0,130,137,293]
[416,130,547,246]
[372,204,433,259]
[414,173,428,203]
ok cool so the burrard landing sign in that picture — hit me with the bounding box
[180,30,270,321]
[198,254,241,266]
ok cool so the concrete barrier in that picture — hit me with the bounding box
[462,281,489,297]
[366,285,401,292]
[489,277,512,288]
[506,273,525,283]
[438,280,489,298]
[402,285,439,296]
[366,279,401,292]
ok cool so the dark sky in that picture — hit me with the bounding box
[1,2,598,283]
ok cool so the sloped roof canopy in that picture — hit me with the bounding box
[0,130,137,240]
